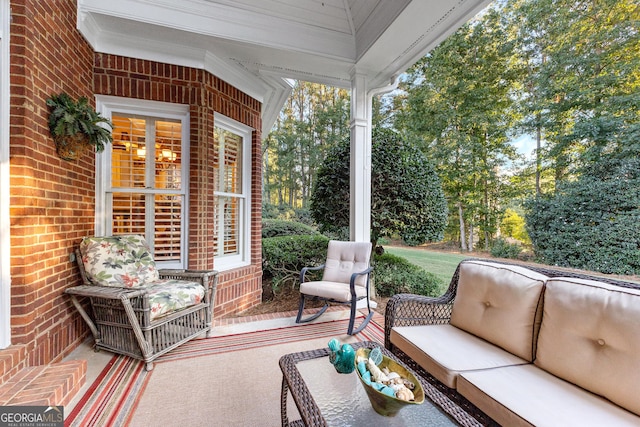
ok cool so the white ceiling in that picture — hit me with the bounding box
[77,0,491,135]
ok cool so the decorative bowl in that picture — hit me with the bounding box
[355,347,425,416]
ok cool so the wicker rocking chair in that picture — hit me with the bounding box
[66,235,218,370]
[296,240,374,335]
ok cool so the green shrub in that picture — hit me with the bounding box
[490,238,522,259]
[261,219,319,238]
[262,234,329,292]
[373,253,442,297]
[525,158,640,275]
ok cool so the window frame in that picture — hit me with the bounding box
[95,96,190,269]
[213,112,252,271]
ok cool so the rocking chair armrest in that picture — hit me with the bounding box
[300,264,325,283]
[348,265,373,287]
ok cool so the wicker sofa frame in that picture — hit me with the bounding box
[66,249,218,371]
[384,258,640,426]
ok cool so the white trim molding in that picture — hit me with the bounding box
[0,0,11,349]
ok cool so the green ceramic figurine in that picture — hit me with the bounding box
[328,338,356,374]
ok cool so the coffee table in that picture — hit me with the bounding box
[279,341,458,426]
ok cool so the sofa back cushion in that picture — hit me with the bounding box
[535,277,640,416]
[450,260,548,361]
[79,235,160,288]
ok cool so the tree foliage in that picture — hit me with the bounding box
[396,6,520,251]
[509,0,640,186]
[525,157,640,274]
[263,82,350,209]
[310,128,448,247]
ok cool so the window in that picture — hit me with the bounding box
[213,113,252,270]
[96,97,189,269]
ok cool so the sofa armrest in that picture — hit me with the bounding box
[384,294,454,349]
[384,263,462,350]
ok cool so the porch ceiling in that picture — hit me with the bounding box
[77,0,491,136]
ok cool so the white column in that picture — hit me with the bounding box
[349,72,371,243]
[0,0,11,349]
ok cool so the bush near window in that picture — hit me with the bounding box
[262,234,330,293]
[262,219,319,238]
[373,252,442,298]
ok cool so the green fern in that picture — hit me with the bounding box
[46,92,113,152]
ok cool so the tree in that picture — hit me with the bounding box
[525,157,640,275]
[263,82,350,209]
[397,6,520,251]
[310,128,448,247]
[509,0,640,186]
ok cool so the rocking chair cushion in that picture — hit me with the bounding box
[299,280,368,302]
[79,235,160,288]
[147,278,206,320]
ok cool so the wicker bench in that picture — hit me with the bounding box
[385,258,640,426]
[66,235,218,371]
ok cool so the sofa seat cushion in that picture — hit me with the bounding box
[80,235,160,287]
[450,260,548,361]
[457,364,640,427]
[390,324,528,388]
[147,279,205,321]
[300,280,367,302]
[535,277,640,416]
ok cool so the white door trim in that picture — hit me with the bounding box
[0,0,12,349]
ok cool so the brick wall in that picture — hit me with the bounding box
[3,0,264,374]
[8,0,95,368]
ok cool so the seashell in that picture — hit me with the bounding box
[367,358,389,383]
[386,372,401,381]
[396,387,415,402]
[402,379,416,390]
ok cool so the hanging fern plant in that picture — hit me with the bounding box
[46,92,113,160]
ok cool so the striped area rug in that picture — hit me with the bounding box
[66,315,384,426]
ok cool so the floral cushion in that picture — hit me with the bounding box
[79,235,206,320]
[147,279,205,320]
[79,235,160,288]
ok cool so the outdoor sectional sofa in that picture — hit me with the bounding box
[385,258,640,426]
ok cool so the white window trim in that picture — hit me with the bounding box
[95,96,190,269]
[213,113,252,271]
[0,0,10,349]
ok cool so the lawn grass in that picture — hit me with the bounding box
[383,246,471,294]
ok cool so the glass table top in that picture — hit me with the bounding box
[294,355,457,426]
